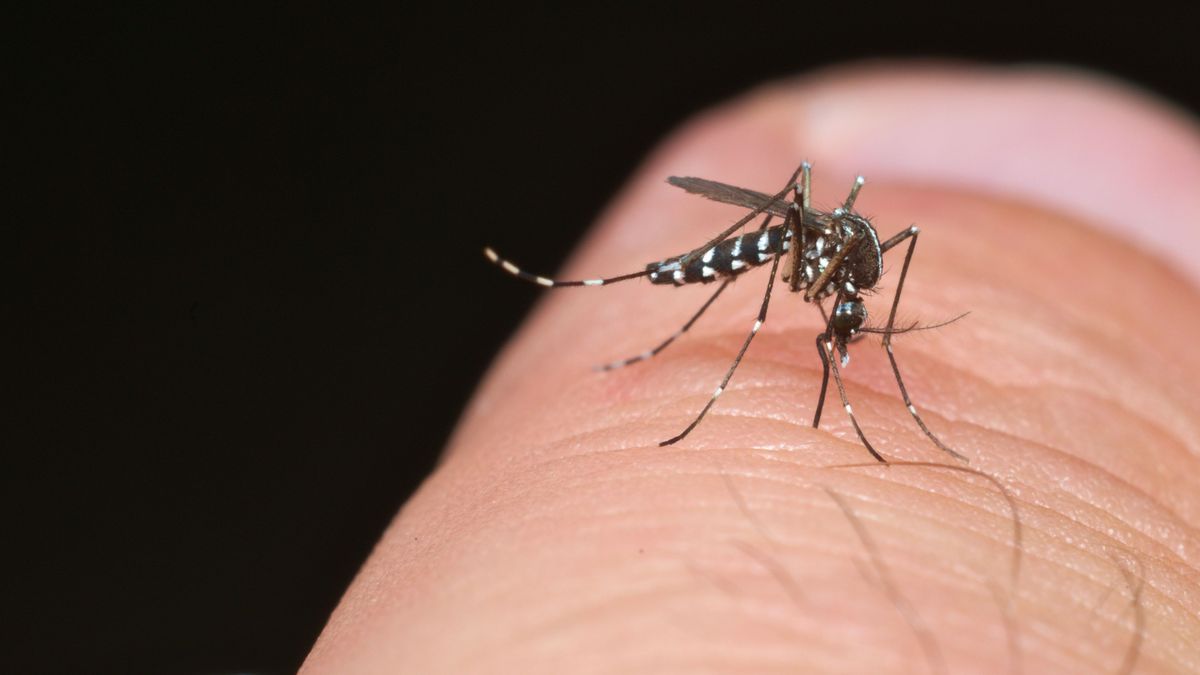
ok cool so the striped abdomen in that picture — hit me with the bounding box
[647,225,791,286]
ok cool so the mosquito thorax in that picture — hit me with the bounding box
[839,214,883,292]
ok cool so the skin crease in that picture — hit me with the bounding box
[303,65,1200,674]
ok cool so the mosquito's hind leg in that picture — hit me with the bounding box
[659,242,785,446]
[598,280,731,371]
[483,248,651,287]
[880,226,968,463]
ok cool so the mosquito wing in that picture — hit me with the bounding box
[668,176,831,235]
[667,176,792,217]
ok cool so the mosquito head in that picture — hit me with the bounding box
[831,296,867,341]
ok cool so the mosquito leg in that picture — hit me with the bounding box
[812,333,832,431]
[801,162,812,211]
[483,247,650,287]
[842,175,865,212]
[824,337,888,463]
[879,224,916,253]
[786,164,810,292]
[811,300,838,430]
[659,244,784,446]
[880,226,968,462]
[487,206,773,289]
[598,280,731,371]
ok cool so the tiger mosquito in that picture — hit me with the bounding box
[484,162,966,464]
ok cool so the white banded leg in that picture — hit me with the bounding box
[820,336,887,463]
[483,247,650,287]
[879,227,968,462]
[659,242,784,446]
[598,280,731,371]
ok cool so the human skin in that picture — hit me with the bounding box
[303,65,1200,674]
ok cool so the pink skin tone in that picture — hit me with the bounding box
[303,64,1200,674]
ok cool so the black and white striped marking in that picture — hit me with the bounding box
[483,247,645,287]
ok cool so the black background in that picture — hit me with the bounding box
[10,4,1198,674]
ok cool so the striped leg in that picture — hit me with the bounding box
[598,280,731,371]
[483,247,650,287]
[598,210,776,371]
[819,335,887,463]
[879,227,968,462]
[659,240,785,446]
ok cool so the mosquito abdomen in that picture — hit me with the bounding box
[647,225,790,286]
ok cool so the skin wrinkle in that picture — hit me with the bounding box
[583,454,1113,662]
[584,293,1198,479]
[828,466,1199,614]
[536,461,1021,595]
[1110,552,1148,675]
[687,550,962,671]
[501,526,950,667]
[986,581,1023,675]
[1013,547,1189,670]
[728,539,807,610]
[684,559,810,648]
[824,488,948,675]
[499,396,1200,667]
[609,370,1199,557]
[522,374,1200,605]
[826,339,1193,463]
[622,349,1200,559]
[717,467,1022,585]
[526,397,1200,626]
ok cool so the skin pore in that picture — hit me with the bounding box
[303,65,1200,674]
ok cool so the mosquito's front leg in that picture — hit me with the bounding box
[879,226,967,463]
[786,162,811,293]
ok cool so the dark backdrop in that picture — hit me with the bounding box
[10,4,1198,674]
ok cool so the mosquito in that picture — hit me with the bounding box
[484,162,966,464]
